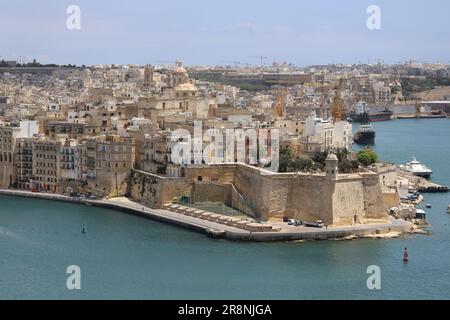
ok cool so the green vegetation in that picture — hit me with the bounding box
[357,149,378,166]
[338,158,360,173]
[401,77,450,100]
[0,59,79,68]
[279,147,360,173]
[312,148,360,173]
[190,72,271,92]
[279,147,313,173]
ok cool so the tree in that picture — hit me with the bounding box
[357,149,378,166]
[312,151,328,167]
[289,158,313,172]
[312,149,360,173]
[335,148,350,162]
[279,147,313,173]
[339,159,360,173]
[279,147,293,173]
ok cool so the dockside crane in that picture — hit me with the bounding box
[331,80,344,123]
[249,55,268,68]
[222,61,242,68]
[273,86,287,118]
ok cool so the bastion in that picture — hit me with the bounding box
[124,154,388,227]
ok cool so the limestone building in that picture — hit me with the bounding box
[15,137,35,189]
[32,139,61,192]
[0,121,38,188]
[95,135,135,196]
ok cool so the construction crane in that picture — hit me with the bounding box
[222,61,241,68]
[273,87,287,118]
[331,80,344,123]
[296,80,333,120]
[249,55,268,68]
[415,99,422,117]
[299,83,305,120]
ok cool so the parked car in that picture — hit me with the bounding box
[294,220,303,226]
[304,220,324,228]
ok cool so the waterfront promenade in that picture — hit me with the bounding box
[0,189,414,242]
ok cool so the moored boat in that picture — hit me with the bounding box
[353,124,375,145]
[349,102,393,123]
[353,110,375,145]
[399,157,433,178]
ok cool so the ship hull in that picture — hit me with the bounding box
[419,115,446,119]
[353,131,375,145]
[349,111,393,123]
[412,172,431,178]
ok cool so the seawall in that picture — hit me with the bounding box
[0,189,414,242]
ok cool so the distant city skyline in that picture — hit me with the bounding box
[1,0,450,66]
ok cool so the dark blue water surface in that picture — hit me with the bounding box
[1,119,450,299]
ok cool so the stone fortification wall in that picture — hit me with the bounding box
[127,170,190,208]
[126,163,388,225]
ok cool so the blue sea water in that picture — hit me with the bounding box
[1,118,450,299]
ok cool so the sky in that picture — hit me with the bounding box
[1,0,449,66]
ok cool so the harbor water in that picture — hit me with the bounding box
[1,119,450,299]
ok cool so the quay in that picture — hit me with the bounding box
[417,183,449,193]
[0,189,414,242]
[398,169,449,193]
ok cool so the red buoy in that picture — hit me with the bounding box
[403,247,409,262]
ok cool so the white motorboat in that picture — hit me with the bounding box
[400,157,433,178]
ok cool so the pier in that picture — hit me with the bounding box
[398,169,449,193]
[417,182,449,193]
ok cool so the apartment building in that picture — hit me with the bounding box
[95,135,135,195]
[60,139,77,181]
[15,138,35,189]
[32,140,61,192]
[0,121,38,188]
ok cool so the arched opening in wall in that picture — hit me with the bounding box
[197,176,203,181]
[180,167,185,177]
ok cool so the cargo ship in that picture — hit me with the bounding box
[348,102,393,123]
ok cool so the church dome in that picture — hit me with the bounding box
[174,83,197,91]
[174,66,187,74]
